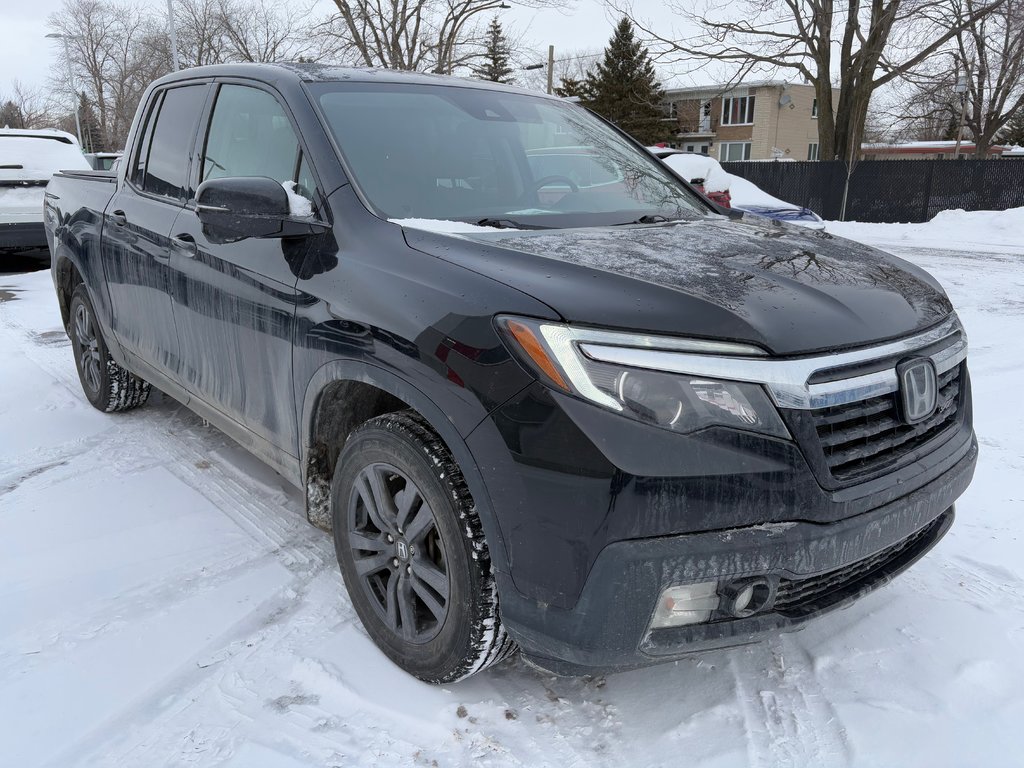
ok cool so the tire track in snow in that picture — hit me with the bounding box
[1,284,369,765]
[0,288,328,572]
[729,635,851,768]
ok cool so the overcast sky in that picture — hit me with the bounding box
[0,0,711,99]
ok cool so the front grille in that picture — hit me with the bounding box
[811,363,962,482]
[774,516,943,612]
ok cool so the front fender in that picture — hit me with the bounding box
[299,359,515,577]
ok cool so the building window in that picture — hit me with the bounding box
[720,142,752,161]
[722,95,756,125]
[812,98,818,118]
[807,143,819,161]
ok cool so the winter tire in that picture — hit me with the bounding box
[331,410,516,683]
[68,285,151,413]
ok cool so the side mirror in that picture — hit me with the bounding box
[195,176,327,240]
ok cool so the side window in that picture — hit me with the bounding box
[130,91,162,188]
[141,85,208,200]
[201,85,301,186]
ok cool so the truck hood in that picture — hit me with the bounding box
[401,215,952,356]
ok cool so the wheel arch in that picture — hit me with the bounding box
[300,360,511,576]
[53,254,84,331]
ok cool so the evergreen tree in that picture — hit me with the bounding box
[1001,109,1024,147]
[554,77,591,100]
[581,18,670,145]
[473,17,515,84]
[76,92,105,153]
[0,101,25,129]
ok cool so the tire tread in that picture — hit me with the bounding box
[350,409,517,682]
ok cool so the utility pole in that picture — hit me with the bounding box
[166,0,180,71]
[45,33,83,149]
[546,45,554,95]
[953,73,968,159]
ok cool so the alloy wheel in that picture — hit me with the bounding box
[347,462,450,643]
[73,302,102,395]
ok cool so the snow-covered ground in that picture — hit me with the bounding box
[826,207,1024,255]
[2,232,1023,767]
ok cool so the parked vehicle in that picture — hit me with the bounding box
[45,64,977,682]
[1,128,89,256]
[85,152,123,171]
[651,148,733,208]
[652,147,824,225]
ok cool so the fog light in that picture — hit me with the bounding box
[651,581,720,628]
[721,577,773,618]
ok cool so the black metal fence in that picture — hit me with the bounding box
[722,159,1024,223]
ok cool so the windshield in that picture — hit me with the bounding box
[310,82,704,228]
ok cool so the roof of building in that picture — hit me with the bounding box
[662,80,801,98]
[861,141,1007,154]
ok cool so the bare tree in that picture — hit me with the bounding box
[614,0,1002,161]
[951,0,1024,155]
[0,81,54,129]
[321,0,562,74]
[47,0,323,149]
[879,0,1024,153]
[173,0,231,67]
[47,0,161,149]
[217,0,322,63]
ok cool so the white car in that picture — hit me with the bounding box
[649,147,824,227]
[1,128,90,256]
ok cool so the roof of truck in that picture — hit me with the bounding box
[153,62,555,98]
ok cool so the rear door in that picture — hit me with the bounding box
[103,83,210,378]
[167,81,322,455]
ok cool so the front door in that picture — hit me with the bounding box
[103,83,210,379]
[168,82,320,454]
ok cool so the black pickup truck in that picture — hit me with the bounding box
[44,63,977,682]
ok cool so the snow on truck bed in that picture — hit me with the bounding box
[1,225,1023,765]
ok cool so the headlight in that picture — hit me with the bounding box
[497,316,789,439]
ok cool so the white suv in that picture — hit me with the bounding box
[1,128,90,256]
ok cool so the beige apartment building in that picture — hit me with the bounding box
[661,81,835,162]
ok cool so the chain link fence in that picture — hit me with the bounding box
[722,159,1024,223]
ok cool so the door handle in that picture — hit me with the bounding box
[110,210,127,227]
[171,233,198,258]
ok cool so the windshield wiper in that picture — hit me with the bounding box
[615,214,680,226]
[474,217,549,230]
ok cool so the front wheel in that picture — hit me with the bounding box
[331,411,516,683]
[68,285,151,413]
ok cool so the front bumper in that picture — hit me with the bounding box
[0,221,48,251]
[496,435,976,674]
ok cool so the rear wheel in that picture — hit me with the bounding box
[68,285,151,413]
[331,410,516,683]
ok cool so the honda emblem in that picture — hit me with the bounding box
[897,358,938,424]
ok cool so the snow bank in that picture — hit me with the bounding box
[827,207,1024,254]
